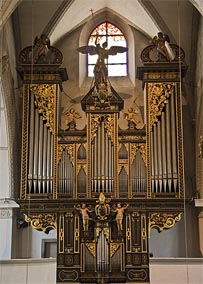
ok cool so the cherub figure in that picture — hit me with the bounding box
[77,36,128,90]
[151,32,175,61]
[123,107,141,126]
[76,203,91,231]
[112,203,129,231]
[33,34,50,63]
[62,108,81,130]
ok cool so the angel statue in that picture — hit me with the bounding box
[151,32,175,61]
[32,34,50,63]
[62,108,81,130]
[77,36,128,90]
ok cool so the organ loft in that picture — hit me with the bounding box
[17,32,187,283]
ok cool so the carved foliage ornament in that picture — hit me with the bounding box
[24,213,57,233]
[91,114,114,141]
[86,243,96,256]
[58,144,74,165]
[148,83,175,129]
[31,84,56,133]
[149,212,182,233]
[131,144,146,165]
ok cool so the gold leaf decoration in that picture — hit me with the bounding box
[30,84,56,133]
[148,83,175,130]
[149,212,182,233]
[24,213,56,233]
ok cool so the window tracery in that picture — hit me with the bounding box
[88,22,127,77]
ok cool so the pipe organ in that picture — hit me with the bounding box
[18,34,187,283]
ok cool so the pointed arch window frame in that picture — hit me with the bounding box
[87,21,128,77]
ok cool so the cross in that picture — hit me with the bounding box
[90,8,94,16]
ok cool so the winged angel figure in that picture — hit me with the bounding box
[77,38,128,89]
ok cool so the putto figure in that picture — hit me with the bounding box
[76,203,91,231]
[62,108,81,130]
[77,36,128,90]
[112,203,129,231]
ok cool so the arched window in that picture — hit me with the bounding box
[88,22,127,77]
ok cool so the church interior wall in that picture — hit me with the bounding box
[0,1,203,283]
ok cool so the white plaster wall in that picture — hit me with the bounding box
[0,84,9,199]
[150,258,203,284]
[0,259,56,284]
[149,206,200,258]
[0,258,202,284]
[16,227,56,259]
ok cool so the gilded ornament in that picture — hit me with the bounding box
[62,108,81,131]
[110,243,120,257]
[30,84,56,133]
[91,114,100,141]
[131,144,146,165]
[86,243,96,256]
[58,144,74,165]
[24,213,56,233]
[103,114,114,140]
[149,212,182,233]
[148,82,175,129]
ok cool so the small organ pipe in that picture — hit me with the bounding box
[42,124,48,193]
[98,126,101,191]
[170,92,178,191]
[46,130,51,192]
[94,138,97,191]
[38,116,43,193]
[157,120,163,192]
[161,112,167,192]
[166,102,172,192]
[28,93,35,193]
[105,132,109,192]
[153,125,158,192]
[50,134,54,193]
[33,109,39,193]
[150,131,155,192]
[91,143,94,191]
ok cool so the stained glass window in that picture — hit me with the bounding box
[88,22,127,77]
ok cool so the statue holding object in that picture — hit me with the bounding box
[77,35,128,90]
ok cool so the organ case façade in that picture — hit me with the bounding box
[17,34,187,283]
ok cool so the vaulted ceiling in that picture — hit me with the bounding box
[1,0,200,71]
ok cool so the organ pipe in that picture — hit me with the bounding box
[33,108,39,193]
[166,102,172,192]
[149,88,180,195]
[157,120,162,192]
[42,124,47,194]
[28,93,35,193]
[91,120,114,193]
[161,112,167,192]
[46,128,51,192]
[38,116,43,193]
[170,92,178,192]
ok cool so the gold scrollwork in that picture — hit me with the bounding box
[91,114,100,141]
[24,213,57,233]
[86,243,96,257]
[58,144,74,165]
[103,114,114,140]
[148,82,175,129]
[149,212,182,233]
[110,243,120,257]
[30,84,56,133]
[91,114,114,142]
[118,164,128,175]
[131,144,146,165]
